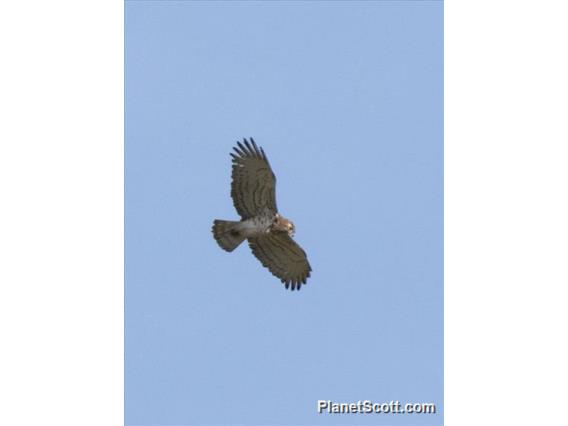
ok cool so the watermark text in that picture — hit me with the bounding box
[317,400,436,415]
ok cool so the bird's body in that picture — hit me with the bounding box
[212,138,311,290]
[240,212,275,237]
[240,211,294,237]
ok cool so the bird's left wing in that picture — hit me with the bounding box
[230,138,277,219]
[248,233,311,291]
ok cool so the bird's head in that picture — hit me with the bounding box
[286,221,295,237]
[273,214,295,237]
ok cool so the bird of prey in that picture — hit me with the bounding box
[212,138,311,290]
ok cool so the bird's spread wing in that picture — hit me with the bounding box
[230,138,277,219]
[248,233,311,290]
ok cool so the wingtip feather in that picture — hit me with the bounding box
[250,138,261,158]
[233,145,245,156]
[243,138,253,153]
[236,141,249,155]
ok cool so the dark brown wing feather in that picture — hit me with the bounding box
[248,233,311,291]
[230,138,277,219]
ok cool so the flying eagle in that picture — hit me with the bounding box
[212,138,311,290]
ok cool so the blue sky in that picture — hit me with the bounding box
[125,1,443,425]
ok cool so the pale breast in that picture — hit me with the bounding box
[239,210,275,238]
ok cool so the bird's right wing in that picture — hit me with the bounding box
[230,138,278,219]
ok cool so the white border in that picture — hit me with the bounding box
[446,1,568,425]
[0,1,123,425]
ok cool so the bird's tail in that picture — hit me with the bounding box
[212,219,246,252]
